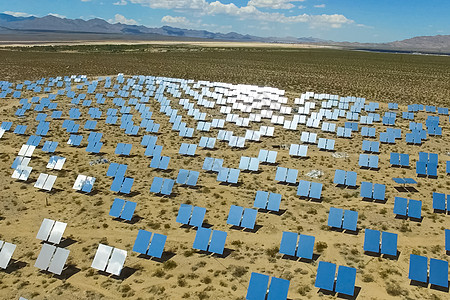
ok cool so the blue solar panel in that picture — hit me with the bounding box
[297,180,311,197]
[161,179,174,195]
[227,205,243,226]
[193,227,211,252]
[241,208,257,229]
[381,232,398,256]
[267,193,282,211]
[121,201,136,220]
[309,182,322,200]
[418,152,428,162]
[247,272,270,300]
[328,207,343,228]
[364,229,380,253]
[254,191,269,209]
[297,234,315,260]
[335,266,356,296]
[267,277,290,300]
[408,254,428,283]
[430,259,449,288]
[393,197,408,216]
[362,140,370,152]
[186,171,199,186]
[133,230,152,254]
[189,206,206,227]
[110,176,124,192]
[315,261,336,291]
[228,168,240,184]
[427,163,438,177]
[202,157,214,171]
[150,177,164,193]
[217,168,229,182]
[176,204,193,225]
[343,210,358,231]
[359,154,369,167]
[360,182,372,198]
[346,171,357,187]
[109,198,125,218]
[408,200,422,219]
[176,169,189,184]
[209,230,227,255]
[334,169,346,185]
[400,154,409,166]
[373,184,385,201]
[279,232,298,256]
[147,233,167,258]
[433,192,446,210]
[275,167,287,182]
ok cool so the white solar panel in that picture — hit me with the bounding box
[91,244,113,271]
[105,248,127,276]
[48,221,67,244]
[47,247,70,275]
[0,241,16,269]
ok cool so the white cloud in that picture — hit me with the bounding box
[108,14,138,25]
[130,0,355,29]
[48,13,66,18]
[113,0,127,5]
[130,0,208,10]
[247,0,305,10]
[81,0,92,2]
[314,4,326,8]
[3,11,34,17]
[161,15,192,27]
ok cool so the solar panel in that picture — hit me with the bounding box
[190,206,206,227]
[408,254,428,283]
[364,229,380,253]
[247,272,270,300]
[193,227,211,251]
[373,184,386,200]
[433,192,446,211]
[279,232,298,256]
[275,167,287,182]
[0,241,16,269]
[334,169,346,185]
[241,208,257,229]
[297,234,315,260]
[267,277,290,300]
[315,261,336,291]
[393,197,408,216]
[328,207,343,228]
[346,171,357,187]
[335,266,356,296]
[254,191,269,209]
[267,193,282,211]
[381,232,398,256]
[408,199,422,219]
[105,248,127,276]
[208,230,227,255]
[227,205,244,227]
[342,210,358,231]
[430,259,449,288]
[35,243,56,271]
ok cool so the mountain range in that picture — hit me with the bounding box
[1,13,449,53]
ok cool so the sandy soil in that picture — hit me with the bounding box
[0,75,449,300]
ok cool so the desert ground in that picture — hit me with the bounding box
[0,44,449,300]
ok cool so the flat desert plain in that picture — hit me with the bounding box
[0,45,449,300]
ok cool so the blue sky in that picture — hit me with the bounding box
[1,0,449,42]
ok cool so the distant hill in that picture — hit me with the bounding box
[0,13,448,53]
